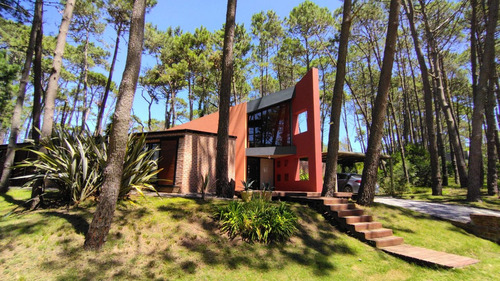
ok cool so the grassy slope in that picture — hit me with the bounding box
[398,186,500,211]
[0,189,499,280]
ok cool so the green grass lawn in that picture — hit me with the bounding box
[396,186,500,211]
[1,188,499,280]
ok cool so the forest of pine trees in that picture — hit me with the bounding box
[0,0,498,208]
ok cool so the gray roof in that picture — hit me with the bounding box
[247,87,295,113]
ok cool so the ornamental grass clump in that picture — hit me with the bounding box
[216,199,298,244]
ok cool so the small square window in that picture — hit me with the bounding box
[277,161,281,168]
[277,174,281,182]
[284,173,289,181]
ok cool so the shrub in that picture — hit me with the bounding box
[215,199,298,244]
[17,127,159,206]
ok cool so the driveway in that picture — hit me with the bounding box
[374,197,500,224]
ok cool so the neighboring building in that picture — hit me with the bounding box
[144,68,323,194]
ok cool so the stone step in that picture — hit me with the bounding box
[368,236,404,248]
[326,203,356,211]
[348,222,383,232]
[357,228,393,240]
[341,215,373,224]
[337,209,365,217]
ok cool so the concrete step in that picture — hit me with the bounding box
[341,215,373,224]
[326,203,356,211]
[337,209,365,217]
[357,228,393,240]
[348,222,383,232]
[368,236,404,248]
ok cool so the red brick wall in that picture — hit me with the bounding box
[470,214,500,243]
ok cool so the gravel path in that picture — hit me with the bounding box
[374,197,500,224]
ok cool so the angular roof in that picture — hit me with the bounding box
[246,87,295,113]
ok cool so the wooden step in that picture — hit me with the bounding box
[342,215,373,224]
[348,222,383,231]
[322,197,349,204]
[332,192,353,198]
[326,203,356,211]
[357,228,393,240]
[337,209,365,217]
[368,236,404,248]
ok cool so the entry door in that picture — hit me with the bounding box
[247,157,260,189]
[260,158,274,188]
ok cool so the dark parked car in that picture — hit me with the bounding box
[337,173,379,194]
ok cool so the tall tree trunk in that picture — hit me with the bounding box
[41,0,75,138]
[216,0,237,198]
[468,0,498,201]
[30,0,75,209]
[84,0,146,250]
[95,24,122,136]
[434,94,448,186]
[389,91,409,183]
[80,31,90,130]
[32,6,43,144]
[419,0,467,187]
[0,0,42,193]
[485,75,498,195]
[403,0,442,195]
[322,0,352,197]
[357,0,401,206]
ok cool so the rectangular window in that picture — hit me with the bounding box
[247,102,291,147]
[299,157,309,181]
[297,111,308,134]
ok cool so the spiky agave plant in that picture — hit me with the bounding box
[16,128,160,206]
[16,127,104,206]
[119,133,160,199]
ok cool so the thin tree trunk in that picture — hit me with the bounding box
[485,75,498,195]
[468,0,498,201]
[32,7,43,144]
[389,91,409,183]
[419,0,467,187]
[95,24,122,136]
[357,0,401,206]
[41,0,75,138]
[403,0,442,195]
[216,0,237,198]
[322,0,352,197]
[80,31,90,131]
[84,0,146,250]
[0,0,42,193]
[30,0,75,209]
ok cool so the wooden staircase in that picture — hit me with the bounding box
[277,192,404,248]
[273,191,479,268]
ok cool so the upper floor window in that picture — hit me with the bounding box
[248,102,291,147]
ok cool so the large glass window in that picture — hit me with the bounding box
[248,102,291,147]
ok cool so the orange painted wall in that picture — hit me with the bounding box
[274,68,322,192]
[167,103,247,190]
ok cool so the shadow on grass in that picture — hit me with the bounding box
[159,199,356,277]
[0,192,27,208]
[42,211,89,235]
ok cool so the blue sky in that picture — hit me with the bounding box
[43,1,359,149]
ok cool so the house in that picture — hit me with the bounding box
[144,68,323,194]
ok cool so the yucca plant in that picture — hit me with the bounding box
[16,127,160,206]
[16,127,104,206]
[119,133,160,199]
